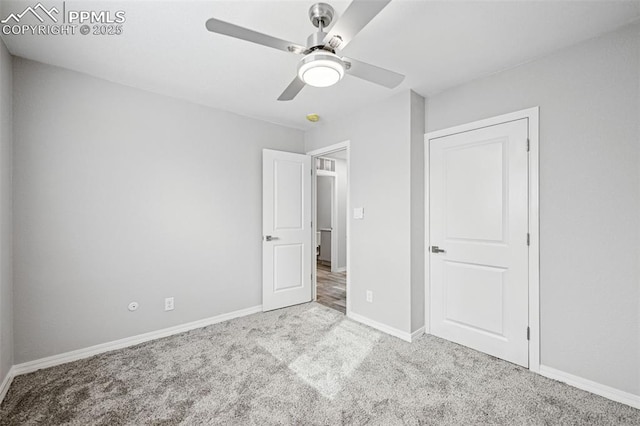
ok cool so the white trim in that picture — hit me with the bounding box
[345,144,350,314]
[334,266,346,273]
[312,164,318,302]
[423,137,431,334]
[348,311,412,342]
[307,141,349,157]
[527,108,541,373]
[539,365,640,409]
[424,107,541,372]
[426,107,539,140]
[411,326,425,342]
[12,305,262,376]
[0,366,15,404]
[330,171,339,272]
[307,141,351,316]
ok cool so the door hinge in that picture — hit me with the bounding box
[527,139,530,152]
[527,233,530,246]
[527,326,530,341]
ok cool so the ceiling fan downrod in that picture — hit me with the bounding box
[307,3,335,53]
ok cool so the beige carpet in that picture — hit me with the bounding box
[1,302,639,425]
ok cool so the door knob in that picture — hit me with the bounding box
[265,235,279,241]
[431,245,446,253]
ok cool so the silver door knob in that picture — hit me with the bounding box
[431,245,446,253]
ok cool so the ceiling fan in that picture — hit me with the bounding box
[205,0,404,101]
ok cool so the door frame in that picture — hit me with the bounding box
[307,141,351,315]
[424,107,540,372]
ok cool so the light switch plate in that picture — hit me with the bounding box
[353,207,364,219]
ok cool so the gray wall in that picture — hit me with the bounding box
[316,176,332,230]
[12,58,304,363]
[0,38,13,382]
[305,90,425,334]
[426,23,640,395]
[335,159,347,270]
[409,92,425,331]
[317,159,347,270]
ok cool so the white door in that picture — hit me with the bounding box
[263,149,312,311]
[429,119,529,367]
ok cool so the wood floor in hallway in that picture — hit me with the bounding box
[316,262,346,314]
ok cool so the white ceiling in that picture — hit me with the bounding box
[2,1,639,130]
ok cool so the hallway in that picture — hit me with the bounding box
[316,262,346,314]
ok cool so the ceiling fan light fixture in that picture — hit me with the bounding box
[297,51,345,88]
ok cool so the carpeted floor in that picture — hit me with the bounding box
[1,302,639,425]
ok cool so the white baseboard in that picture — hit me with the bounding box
[410,326,425,342]
[347,311,412,342]
[12,305,262,376]
[334,267,347,273]
[8,305,638,413]
[0,366,15,404]
[539,365,640,410]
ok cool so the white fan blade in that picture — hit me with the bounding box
[278,77,306,101]
[206,18,306,54]
[323,0,391,50]
[343,57,404,88]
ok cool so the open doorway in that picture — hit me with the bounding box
[310,143,349,315]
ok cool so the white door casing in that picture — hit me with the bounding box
[429,118,529,367]
[307,141,351,315]
[262,149,312,312]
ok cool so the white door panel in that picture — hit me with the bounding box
[430,119,529,367]
[443,261,506,336]
[263,149,312,311]
[444,140,505,242]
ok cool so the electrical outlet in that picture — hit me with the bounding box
[366,290,373,303]
[164,297,174,311]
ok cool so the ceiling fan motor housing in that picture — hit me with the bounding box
[309,3,335,29]
[306,31,331,52]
